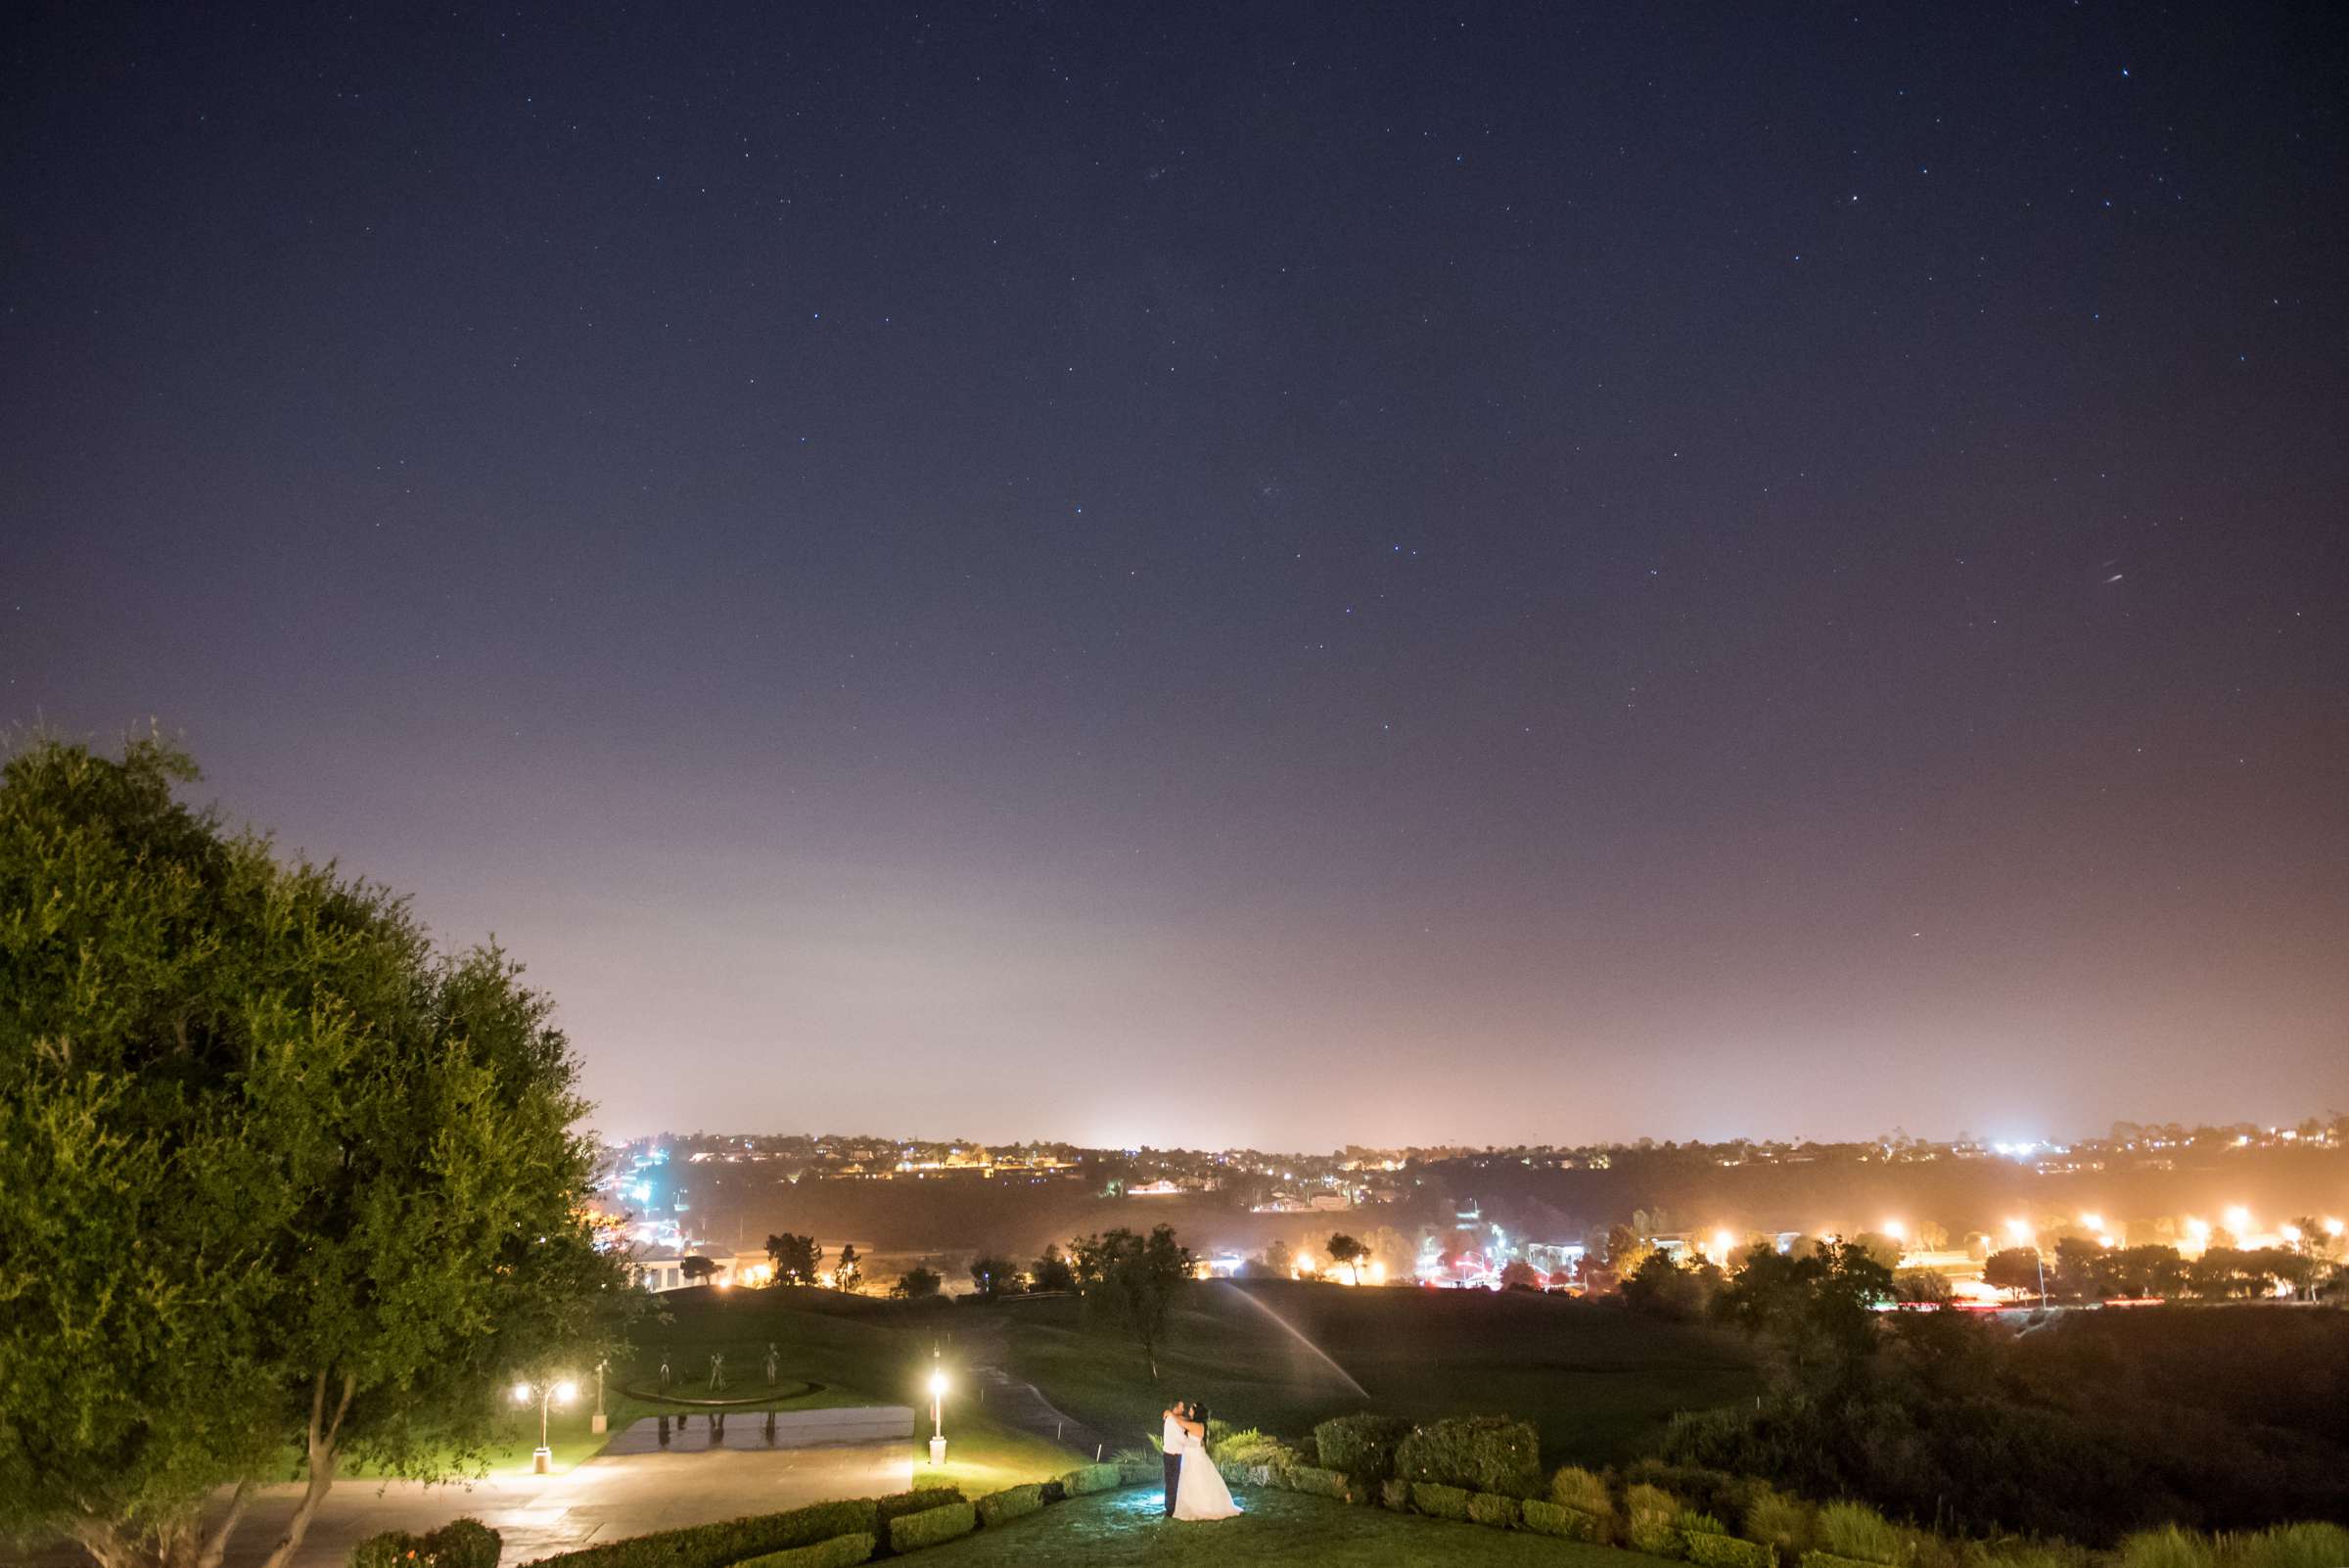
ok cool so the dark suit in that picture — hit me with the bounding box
[1164,1448,1181,1515]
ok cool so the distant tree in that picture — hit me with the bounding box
[1030,1243,1077,1293]
[1981,1247,2045,1298]
[1326,1233,1368,1283]
[2105,1243,2188,1298]
[1623,1251,1722,1319]
[1498,1259,1542,1291]
[0,735,627,1568]
[969,1254,1024,1297]
[1892,1268,1954,1305]
[2050,1237,2113,1300]
[891,1264,943,1301]
[1073,1224,1193,1377]
[833,1243,863,1293]
[765,1232,823,1286]
[1850,1231,1905,1271]
[1714,1238,1895,1380]
[680,1255,718,1285]
[1261,1237,1297,1277]
[1912,1221,1950,1252]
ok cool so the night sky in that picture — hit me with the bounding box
[7,6,2346,1149]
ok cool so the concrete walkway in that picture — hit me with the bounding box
[953,1319,1123,1463]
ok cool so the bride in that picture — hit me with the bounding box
[1173,1401,1241,1521]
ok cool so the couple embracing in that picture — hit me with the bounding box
[1159,1400,1241,1520]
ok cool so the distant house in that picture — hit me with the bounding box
[1128,1178,1185,1196]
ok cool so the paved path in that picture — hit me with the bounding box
[952,1319,1123,1463]
[17,1440,912,1568]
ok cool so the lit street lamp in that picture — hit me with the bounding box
[512,1377,577,1474]
[926,1361,949,1466]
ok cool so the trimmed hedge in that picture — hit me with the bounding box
[1411,1482,1473,1521]
[1468,1494,1523,1529]
[1313,1413,1413,1492]
[1058,1462,1121,1497]
[1688,1531,1775,1568]
[1381,1478,1412,1512]
[873,1491,963,1532]
[1396,1416,1543,1499]
[1803,1554,1897,1568]
[1524,1500,1609,1542]
[354,1518,502,1568]
[525,1500,874,1568]
[1117,1460,1161,1488]
[974,1485,1044,1528]
[1285,1465,1349,1500]
[732,1538,873,1568]
[886,1504,975,1556]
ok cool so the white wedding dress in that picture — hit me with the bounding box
[1174,1426,1241,1520]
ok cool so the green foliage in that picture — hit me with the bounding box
[1550,1465,1614,1518]
[973,1486,1044,1528]
[1285,1465,1349,1500]
[1684,1513,1730,1536]
[1410,1483,1472,1521]
[1070,1225,1193,1374]
[889,1265,943,1301]
[1627,1484,1686,1557]
[1804,1555,1899,1568]
[530,1500,878,1568]
[1523,1500,1609,1542]
[968,1256,1024,1298]
[1688,1531,1776,1568]
[0,736,628,1566]
[1313,1413,1412,1492]
[2114,1527,2222,1568]
[885,1503,975,1555]
[1057,1463,1121,1497]
[2234,1524,2349,1568]
[1625,1462,1763,1527]
[1744,1489,1816,1559]
[1982,1249,2044,1297]
[873,1491,963,1535]
[1714,1240,1895,1378]
[1625,1251,1725,1321]
[1029,1245,1077,1294]
[1394,1415,1543,1499]
[1818,1502,1910,1567]
[1381,1478,1412,1511]
[1467,1494,1523,1529]
[1325,1233,1369,1282]
[834,1244,864,1293]
[1206,1426,1299,1476]
[354,1525,499,1568]
[731,1537,874,1568]
[764,1233,823,1286]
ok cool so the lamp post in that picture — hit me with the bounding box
[591,1360,607,1436]
[512,1377,577,1474]
[926,1360,948,1467]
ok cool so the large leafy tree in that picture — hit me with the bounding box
[0,736,626,1568]
[1072,1224,1192,1377]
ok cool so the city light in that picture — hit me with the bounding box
[2225,1205,2253,1233]
[2079,1212,2103,1231]
[2096,1233,2116,1249]
[512,1382,531,1405]
[2326,1218,2346,1238]
[2004,1219,2034,1245]
[2280,1224,2303,1244]
[2186,1218,2212,1245]
[1882,1220,1906,1243]
[1713,1227,1736,1260]
[553,1380,577,1404]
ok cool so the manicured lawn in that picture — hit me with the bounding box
[907,1410,1085,1495]
[918,1485,1646,1567]
[996,1281,1760,1466]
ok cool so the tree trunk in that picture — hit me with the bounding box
[255,1370,355,1568]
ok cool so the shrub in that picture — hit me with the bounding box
[1469,1494,1524,1529]
[1313,1413,1414,1491]
[1057,1463,1120,1497]
[1551,1465,1614,1518]
[1746,1489,1816,1560]
[2116,1527,2222,1568]
[973,1486,1043,1528]
[430,1522,502,1568]
[1209,1427,1299,1474]
[1818,1502,1911,1567]
[1395,1416,1543,1499]
[2234,1525,2349,1568]
[1965,1544,2096,1568]
[1688,1531,1775,1568]
[1627,1484,1686,1558]
[732,1538,873,1568]
[527,1501,874,1568]
[1411,1482,1473,1521]
[1286,1465,1350,1500]
[1381,1478,1411,1512]
[1525,1500,1610,1542]
[1628,1461,1765,1527]
[885,1503,975,1555]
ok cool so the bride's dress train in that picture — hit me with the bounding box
[1174,1437,1241,1520]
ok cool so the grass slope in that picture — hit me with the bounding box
[919,1486,1648,1566]
[999,1280,1759,1465]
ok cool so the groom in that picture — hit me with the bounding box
[1161,1401,1187,1516]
